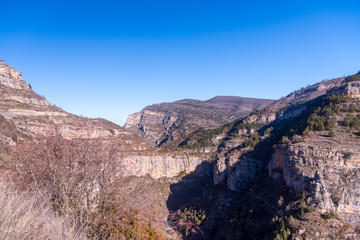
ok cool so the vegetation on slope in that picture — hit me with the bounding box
[343,71,360,83]
[0,182,85,240]
[2,132,164,240]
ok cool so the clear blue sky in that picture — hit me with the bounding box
[1,0,360,125]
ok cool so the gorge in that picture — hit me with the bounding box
[1,60,360,239]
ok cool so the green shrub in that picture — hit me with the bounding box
[264,127,274,135]
[321,212,336,220]
[348,103,357,113]
[271,216,290,240]
[179,208,206,225]
[280,136,289,143]
[179,127,224,149]
[244,134,260,148]
[344,152,353,159]
[343,73,360,83]
[342,114,360,129]
[331,194,341,207]
[300,201,314,215]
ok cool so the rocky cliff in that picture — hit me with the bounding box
[0,61,209,180]
[181,74,360,239]
[124,96,274,147]
[0,61,129,141]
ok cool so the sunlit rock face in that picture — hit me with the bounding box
[0,61,30,90]
[0,60,128,140]
[268,141,360,227]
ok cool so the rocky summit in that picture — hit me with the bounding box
[1,60,360,240]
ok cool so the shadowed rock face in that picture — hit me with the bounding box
[124,96,275,147]
[190,77,360,239]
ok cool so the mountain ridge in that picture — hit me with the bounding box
[124,95,275,147]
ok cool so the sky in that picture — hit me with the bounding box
[0,0,360,125]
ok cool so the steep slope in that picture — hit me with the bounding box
[0,61,129,140]
[176,74,360,239]
[124,96,274,147]
[178,77,344,153]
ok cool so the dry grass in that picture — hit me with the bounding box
[0,182,86,240]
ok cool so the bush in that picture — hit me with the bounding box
[271,216,290,240]
[321,212,336,220]
[244,134,260,148]
[179,127,224,149]
[331,194,341,207]
[8,132,145,239]
[280,136,289,143]
[264,127,274,135]
[344,152,353,159]
[348,103,357,113]
[0,182,85,240]
[179,208,206,226]
[342,114,360,129]
[168,208,206,236]
[300,200,314,215]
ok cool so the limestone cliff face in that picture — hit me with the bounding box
[125,97,275,147]
[121,152,207,178]
[329,80,360,99]
[268,139,360,227]
[265,80,360,224]
[125,109,182,147]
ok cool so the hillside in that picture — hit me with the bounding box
[124,96,274,147]
[176,73,360,239]
[0,61,134,142]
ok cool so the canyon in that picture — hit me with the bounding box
[1,60,360,239]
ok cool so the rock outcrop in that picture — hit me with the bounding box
[0,60,128,140]
[0,61,30,90]
[268,134,360,227]
[122,152,207,178]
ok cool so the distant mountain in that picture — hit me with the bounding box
[124,96,274,147]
